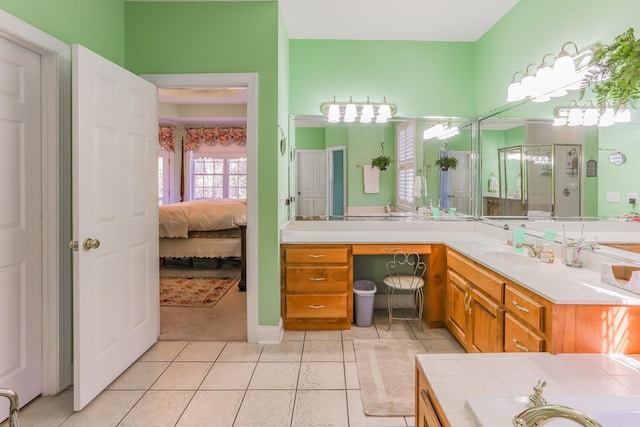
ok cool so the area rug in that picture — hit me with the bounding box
[353,339,426,416]
[159,276,239,307]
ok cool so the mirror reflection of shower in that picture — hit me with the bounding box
[497,144,581,217]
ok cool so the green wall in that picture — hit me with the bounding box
[1,0,125,65]
[124,1,282,327]
[296,127,326,150]
[476,0,640,115]
[289,40,476,118]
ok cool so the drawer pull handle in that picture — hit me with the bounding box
[384,247,401,252]
[308,305,325,309]
[512,300,530,313]
[513,338,529,352]
[308,254,325,258]
[309,277,326,281]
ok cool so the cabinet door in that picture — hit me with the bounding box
[468,286,504,353]
[445,270,469,347]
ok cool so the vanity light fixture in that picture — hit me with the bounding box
[320,97,396,124]
[506,42,599,103]
[553,100,631,127]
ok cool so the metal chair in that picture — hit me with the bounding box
[0,388,19,427]
[382,251,426,331]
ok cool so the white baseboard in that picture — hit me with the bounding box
[256,318,284,344]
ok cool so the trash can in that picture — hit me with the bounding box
[353,280,377,327]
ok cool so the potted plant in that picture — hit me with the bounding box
[581,27,640,110]
[371,155,393,171]
[435,156,458,171]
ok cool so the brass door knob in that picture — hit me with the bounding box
[83,238,100,250]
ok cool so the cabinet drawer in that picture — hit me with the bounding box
[504,313,544,352]
[286,294,348,319]
[352,244,431,255]
[447,250,504,302]
[505,285,545,332]
[286,266,349,292]
[285,247,349,264]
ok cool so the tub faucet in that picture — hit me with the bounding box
[0,388,19,427]
[512,404,603,426]
[515,242,541,258]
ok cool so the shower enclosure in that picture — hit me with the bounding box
[497,144,581,217]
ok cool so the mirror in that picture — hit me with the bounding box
[479,98,640,220]
[290,115,473,219]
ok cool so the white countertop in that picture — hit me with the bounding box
[280,220,640,306]
[416,352,640,427]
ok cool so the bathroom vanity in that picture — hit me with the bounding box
[281,219,640,353]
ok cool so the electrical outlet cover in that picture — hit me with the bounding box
[627,192,638,203]
[607,192,620,203]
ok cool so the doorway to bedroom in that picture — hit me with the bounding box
[149,77,253,341]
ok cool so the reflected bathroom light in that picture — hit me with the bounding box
[553,101,630,127]
[614,107,631,123]
[582,103,600,126]
[598,107,615,127]
[553,117,568,126]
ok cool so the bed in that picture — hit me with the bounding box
[159,198,247,290]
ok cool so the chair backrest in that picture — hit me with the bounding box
[386,252,426,289]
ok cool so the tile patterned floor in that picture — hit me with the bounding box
[4,310,464,427]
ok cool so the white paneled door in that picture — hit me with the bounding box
[296,150,326,217]
[0,35,43,420]
[72,45,159,410]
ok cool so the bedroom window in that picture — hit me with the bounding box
[158,149,172,205]
[396,120,415,211]
[191,156,247,200]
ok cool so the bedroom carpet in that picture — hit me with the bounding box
[160,276,239,307]
[353,339,427,416]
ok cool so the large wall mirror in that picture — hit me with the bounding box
[479,97,640,220]
[289,115,473,219]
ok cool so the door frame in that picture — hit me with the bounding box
[327,146,346,216]
[142,73,259,343]
[0,10,73,394]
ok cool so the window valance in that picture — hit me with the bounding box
[184,126,247,151]
[159,125,175,151]
[158,125,247,152]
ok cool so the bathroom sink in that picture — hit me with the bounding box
[480,250,539,267]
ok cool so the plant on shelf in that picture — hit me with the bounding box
[435,156,458,171]
[581,27,640,110]
[371,154,393,171]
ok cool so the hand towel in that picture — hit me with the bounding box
[363,165,380,194]
[413,176,422,198]
[489,175,499,192]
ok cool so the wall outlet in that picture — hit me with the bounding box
[606,192,620,203]
[628,193,638,204]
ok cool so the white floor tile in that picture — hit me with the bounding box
[60,391,144,427]
[292,390,348,427]
[200,362,256,390]
[302,340,343,362]
[217,342,263,362]
[138,341,189,361]
[175,341,226,361]
[298,362,345,389]
[107,361,169,390]
[249,362,300,389]
[233,390,295,427]
[118,390,194,427]
[259,341,303,362]
[176,390,244,427]
[151,362,212,390]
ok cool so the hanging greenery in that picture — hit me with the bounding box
[435,156,458,171]
[581,27,640,110]
[371,154,393,171]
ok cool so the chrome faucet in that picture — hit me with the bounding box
[513,380,602,427]
[512,404,603,426]
[515,242,541,258]
[0,388,19,427]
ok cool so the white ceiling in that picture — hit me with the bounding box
[280,0,519,42]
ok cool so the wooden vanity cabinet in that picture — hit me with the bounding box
[503,284,549,352]
[281,244,352,330]
[416,364,449,427]
[445,250,504,353]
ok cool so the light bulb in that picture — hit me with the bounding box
[582,107,600,126]
[344,98,357,123]
[520,72,536,98]
[552,117,567,126]
[507,78,525,102]
[361,103,374,121]
[553,53,576,87]
[378,103,392,120]
[598,107,615,127]
[327,103,340,123]
[614,107,631,123]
